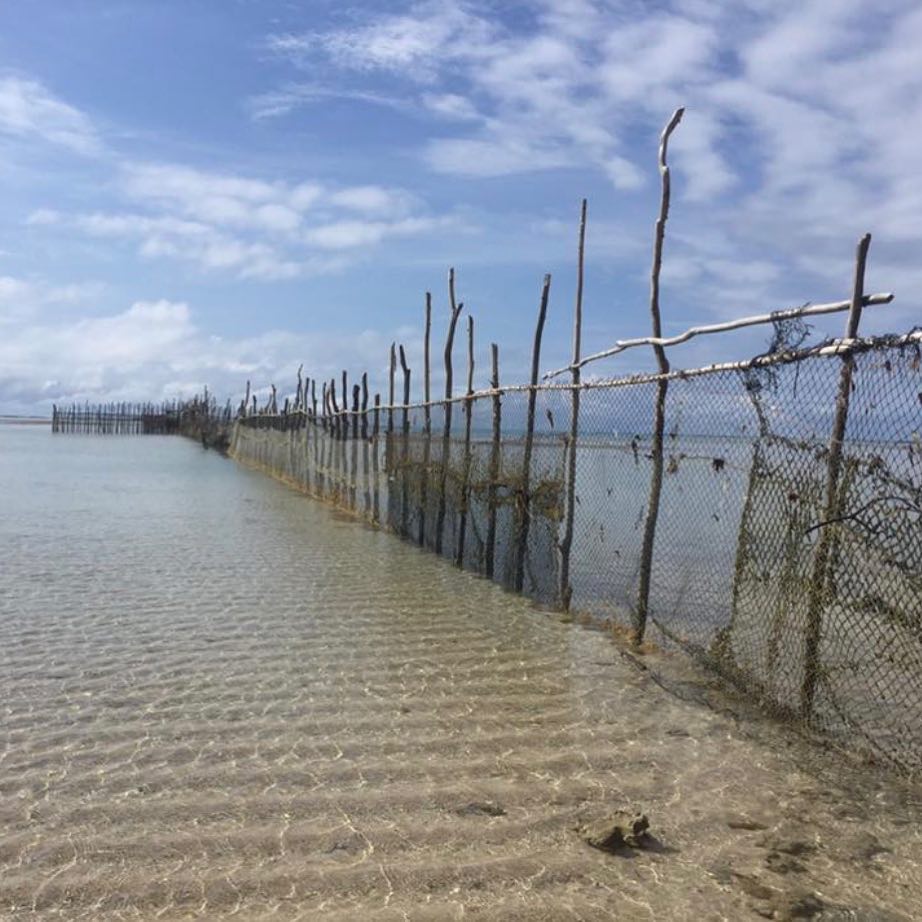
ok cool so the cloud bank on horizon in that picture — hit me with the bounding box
[0,0,918,414]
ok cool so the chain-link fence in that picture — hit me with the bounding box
[232,331,922,773]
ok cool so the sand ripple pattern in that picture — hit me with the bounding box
[2,429,921,920]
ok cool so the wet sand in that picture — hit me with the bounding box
[1,432,921,920]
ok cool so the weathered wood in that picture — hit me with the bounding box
[801,233,872,720]
[372,393,381,524]
[419,292,433,547]
[352,383,360,440]
[399,344,412,537]
[351,383,361,506]
[435,268,464,556]
[635,107,683,645]
[559,198,587,611]
[544,292,895,380]
[361,372,369,440]
[388,343,396,439]
[485,345,501,580]
[455,315,475,569]
[512,274,551,593]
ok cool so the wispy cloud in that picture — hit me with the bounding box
[0,75,101,155]
[262,0,920,317]
[29,163,459,279]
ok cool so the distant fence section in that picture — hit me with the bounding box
[52,393,233,447]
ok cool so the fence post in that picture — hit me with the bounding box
[635,107,683,645]
[559,198,587,611]
[800,233,871,720]
[512,273,551,593]
[399,344,412,538]
[419,292,433,547]
[456,315,476,568]
[372,394,381,524]
[435,269,463,556]
[485,344,502,580]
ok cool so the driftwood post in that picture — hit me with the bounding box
[388,343,396,443]
[329,378,339,440]
[372,394,381,524]
[800,233,872,720]
[635,107,683,644]
[341,371,349,439]
[485,344,501,580]
[351,383,361,508]
[361,372,369,440]
[559,198,587,611]
[455,315,475,568]
[512,274,551,593]
[435,269,464,556]
[418,292,433,547]
[361,372,371,515]
[398,345,412,537]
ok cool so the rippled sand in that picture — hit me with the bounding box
[1,431,921,920]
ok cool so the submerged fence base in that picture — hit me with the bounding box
[230,418,564,602]
[230,332,922,776]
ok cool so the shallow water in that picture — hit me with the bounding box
[2,426,921,920]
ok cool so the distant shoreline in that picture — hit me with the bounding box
[0,416,50,426]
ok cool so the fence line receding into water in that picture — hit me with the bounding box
[54,110,922,776]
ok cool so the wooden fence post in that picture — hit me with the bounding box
[399,344,412,537]
[456,315,475,568]
[485,344,502,580]
[635,107,683,644]
[435,268,464,556]
[559,198,587,611]
[800,233,872,719]
[419,292,433,547]
[513,274,551,593]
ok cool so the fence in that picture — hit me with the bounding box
[53,110,922,773]
[52,393,233,446]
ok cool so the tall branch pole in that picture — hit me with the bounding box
[372,393,381,524]
[399,344,412,537]
[387,342,396,474]
[635,107,684,644]
[361,372,369,440]
[801,233,872,719]
[435,268,464,556]
[559,198,587,611]
[456,315,475,568]
[512,273,551,593]
[419,292,433,547]
[484,344,502,580]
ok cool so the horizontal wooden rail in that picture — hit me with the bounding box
[541,292,894,380]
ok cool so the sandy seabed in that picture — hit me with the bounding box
[2,436,921,921]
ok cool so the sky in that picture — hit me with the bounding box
[0,0,919,415]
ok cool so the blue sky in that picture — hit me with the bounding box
[0,0,918,414]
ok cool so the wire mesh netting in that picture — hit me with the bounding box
[232,334,921,772]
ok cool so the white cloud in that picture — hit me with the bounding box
[29,160,455,279]
[0,274,104,325]
[264,0,920,323]
[0,297,423,414]
[0,75,100,155]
